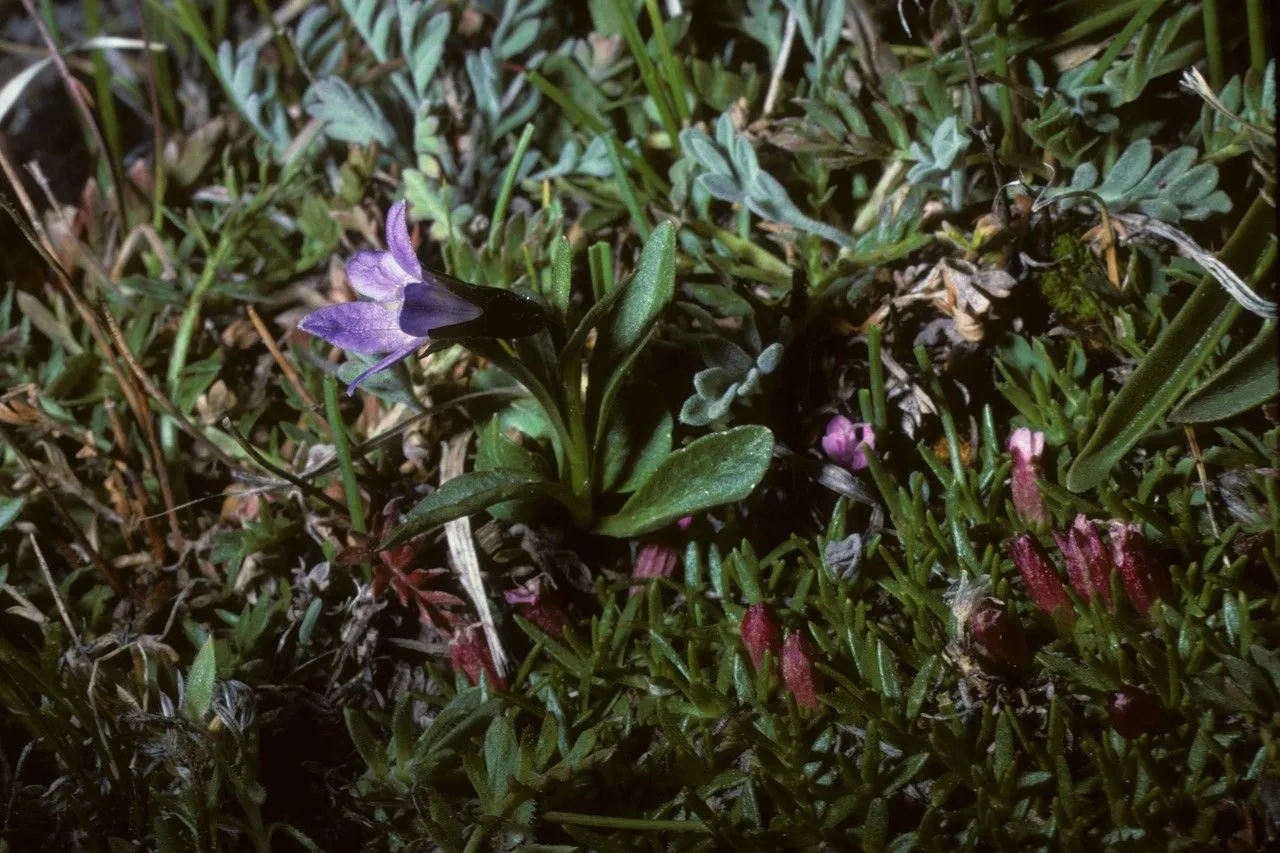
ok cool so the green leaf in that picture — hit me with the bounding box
[185,636,217,722]
[1169,323,1278,423]
[600,407,674,494]
[475,417,553,519]
[593,221,676,378]
[384,470,560,547]
[344,708,388,778]
[549,236,573,323]
[594,425,774,537]
[0,496,23,533]
[1066,197,1274,492]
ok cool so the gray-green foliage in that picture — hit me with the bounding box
[1045,139,1231,222]
[681,113,857,248]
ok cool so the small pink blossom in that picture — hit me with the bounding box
[450,626,507,690]
[1008,533,1073,623]
[822,415,876,471]
[781,630,823,711]
[740,603,781,670]
[1108,521,1172,616]
[1007,427,1050,529]
[1053,514,1114,609]
[630,543,679,595]
[504,576,570,638]
[971,602,1031,669]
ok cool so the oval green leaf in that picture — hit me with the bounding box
[383,469,559,548]
[594,425,774,537]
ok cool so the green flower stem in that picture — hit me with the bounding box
[1245,0,1267,72]
[1201,0,1224,91]
[867,324,887,432]
[605,133,652,242]
[643,0,692,123]
[542,811,710,833]
[993,0,1015,151]
[560,361,595,529]
[323,376,367,538]
[1080,0,1168,88]
[488,123,536,251]
[163,233,234,454]
[614,0,682,159]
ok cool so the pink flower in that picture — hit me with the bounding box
[630,543,679,595]
[1007,428,1050,529]
[971,602,1031,669]
[781,630,823,711]
[450,626,507,690]
[740,603,781,670]
[1108,522,1172,616]
[676,515,694,531]
[1053,514,1114,609]
[1008,533,1073,623]
[822,415,875,471]
[504,576,570,638]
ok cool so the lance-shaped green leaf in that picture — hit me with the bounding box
[594,426,774,537]
[1169,323,1278,423]
[384,470,561,547]
[593,221,677,378]
[1066,197,1274,492]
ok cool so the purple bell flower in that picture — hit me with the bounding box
[298,200,483,393]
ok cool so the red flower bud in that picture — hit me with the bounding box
[1108,521,1172,616]
[1053,514,1114,608]
[450,627,507,690]
[822,415,876,472]
[781,630,823,711]
[1008,533,1073,623]
[971,602,1032,669]
[504,577,570,638]
[1008,428,1050,529]
[1107,687,1168,739]
[740,603,781,670]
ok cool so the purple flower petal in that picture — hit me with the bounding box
[385,200,422,283]
[398,281,484,336]
[346,250,416,301]
[299,301,423,353]
[346,342,423,394]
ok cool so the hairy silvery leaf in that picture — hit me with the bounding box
[493,0,549,60]
[217,41,291,156]
[1049,140,1231,222]
[398,2,450,98]
[680,117,856,249]
[305,78,397,147]
[294,6,346,77]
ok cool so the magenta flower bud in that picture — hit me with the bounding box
[504,577,570,638]
[676,515,694,531]
[740,603,781,670]
[450,627,507,690]
[1053,514,1114,609]
[1008,533,1073,623]
[1007,428,1050,529]
[1107,687,1168,739]
[1108,521,1172,616]
[630,543,679,595]
[822,415,875,471]
[781,630,823,711]
[971,602,1031,669]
